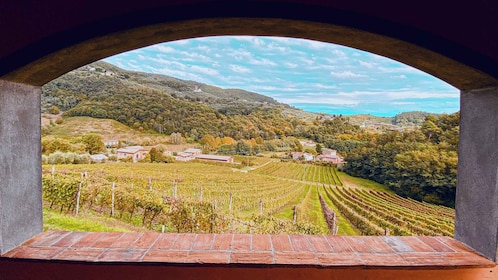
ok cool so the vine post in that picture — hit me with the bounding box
[75,173,83,216]
[111,182,115,217]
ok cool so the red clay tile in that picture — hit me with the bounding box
[324,236,353,253]
[251,234,272,251]
[133,232,159,249]
[400,237,436,252]
[9,246,65,259]
[359,253,409,266]
[143,250,188,263]
[362,237,395,253]
[211,234,232,251]
[382,236,414,252]
[152,233,179,250]
[417,236,455,252]
[400,252,450,266]
[436,237,475,253]
[289,235,312,252]
[71,232,105,248]
[109,232,142,248]
[443,252,497,267]
[231,234,251,251]
[231,251,273,264]
[192,234,214,250]
[97,248,147,262]
[18,232,54,247]
[343,236,372,253]
[171,233,196,250]
[186,251,230,264]
[30,231,71,247]
[52,232,88,247]
[271,235,293,251]
[92,232,125,248]
[55,247,104,262]
[316,252,363,266]
[274,251,317,265]
[307,235,332,252]
[1,247,25,258]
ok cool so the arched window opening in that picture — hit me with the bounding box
[40,36,459,238]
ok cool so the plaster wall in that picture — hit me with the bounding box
[0,80,43,253]
[456,87,498,262]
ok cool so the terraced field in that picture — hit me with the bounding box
[42,160,455,236]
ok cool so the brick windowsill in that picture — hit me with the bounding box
[1,231,495,269]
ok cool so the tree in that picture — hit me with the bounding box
[236,140,252,155]
[49,105,60,115]
[316,143,323,155]
[199,134,217,152]
[170,132,185,144]
[81,133,105,155]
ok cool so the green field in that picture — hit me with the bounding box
[42,161,455,236]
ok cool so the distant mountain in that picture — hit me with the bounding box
[392,111,439,127]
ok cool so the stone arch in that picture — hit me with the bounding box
[0,1,497,262]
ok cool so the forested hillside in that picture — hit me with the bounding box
[344,113,459,207]
[42,61,311,140]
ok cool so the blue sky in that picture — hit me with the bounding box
[104,36,459,117]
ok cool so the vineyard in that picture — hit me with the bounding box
[42,160,455,236]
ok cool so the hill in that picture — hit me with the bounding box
[41,61,318,140]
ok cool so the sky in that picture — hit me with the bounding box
[104,36,459,117]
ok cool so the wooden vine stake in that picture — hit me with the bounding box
[75,173,83,216]
[229,193,233,211]
[259,199,263,215]
[199,187,203,202]
[173,180,178,199]
[111,182,115,217]
[293,206,297,224]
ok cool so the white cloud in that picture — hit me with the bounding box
[330,71,366,79]
[331,49,348,59]
[279,96,360,106]
[152,45,176,53]
[359,60,376,69]
[314,83,338,90]
[284,62,298,69]
[306,40,327,50]
[190,65,219,76]
[248,57,277,66]
[250,85,300,92]
[178,51,212,63]
[230,65,251,73]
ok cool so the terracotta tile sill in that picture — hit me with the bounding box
[1,231,495,269]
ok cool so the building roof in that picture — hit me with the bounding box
[195,154,233,161]
[184,148,202,153]
[90,154,108,160]
[116,146,145,154]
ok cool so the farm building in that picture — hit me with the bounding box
[116,146,148,162]
[317,149,344,164]
[175,152,195,162]
[183,148,202,155]
[195,154,234,164]
[103,139,119,148]
[90,154,108,163]
[290,152,314,161]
